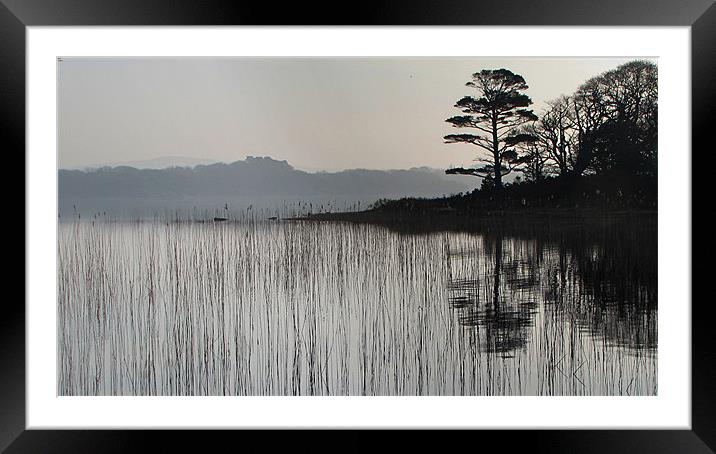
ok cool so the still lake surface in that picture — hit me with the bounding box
[58,216,657,396]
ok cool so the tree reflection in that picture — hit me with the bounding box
[448,236,537,357]
[445,221,657,356]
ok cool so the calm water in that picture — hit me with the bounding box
[58,217,657,396]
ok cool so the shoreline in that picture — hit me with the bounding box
[284,207,657,223]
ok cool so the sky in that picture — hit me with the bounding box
[58,57,653,172]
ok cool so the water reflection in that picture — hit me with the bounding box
[59,215,657,395]
[447,237,538,356]
[445,221,657,356]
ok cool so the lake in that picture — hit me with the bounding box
[58,215,657,396]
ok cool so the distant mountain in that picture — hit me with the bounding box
[66,156,220,171]
[59,156,472,199]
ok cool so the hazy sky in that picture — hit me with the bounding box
[58,57,652,171]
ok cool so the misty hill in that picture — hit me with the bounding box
[59,156,472,199]
[67,155,220,171]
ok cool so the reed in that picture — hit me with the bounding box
[58,216,657,396]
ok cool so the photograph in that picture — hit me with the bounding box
[57,56,658,397]
[3,0,710,446]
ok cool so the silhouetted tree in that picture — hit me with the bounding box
[444,69,538,189]
[572,60,657,177]
[515,124,550,181]
[537,96,578,176]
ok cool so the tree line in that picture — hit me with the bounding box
[444,61,657,190]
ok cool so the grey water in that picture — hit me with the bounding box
[58,195,388,222]
[57,217,657,396]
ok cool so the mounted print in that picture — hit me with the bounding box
[57,56,658,397]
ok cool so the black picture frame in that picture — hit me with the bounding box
[5,0,714,452]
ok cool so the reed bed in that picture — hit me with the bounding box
[58,218,657,396]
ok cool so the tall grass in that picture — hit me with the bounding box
[58,217,657,396]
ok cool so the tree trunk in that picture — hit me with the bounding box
[492,115,502,189]
[493,153,502,189]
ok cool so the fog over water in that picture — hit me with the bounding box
[58,156,474,219]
